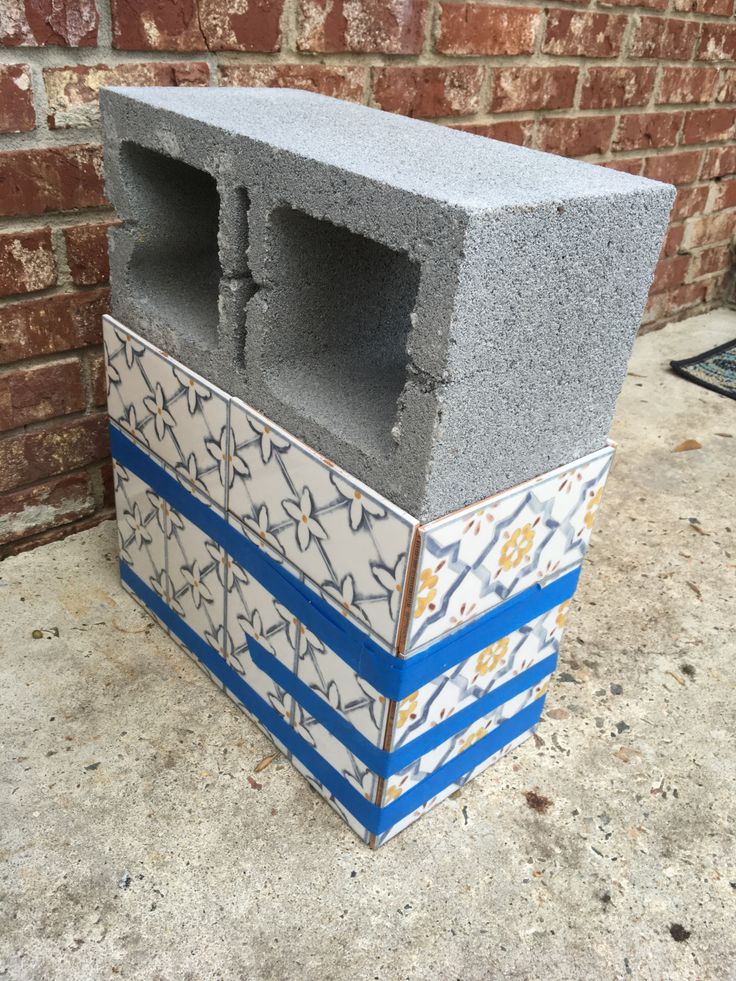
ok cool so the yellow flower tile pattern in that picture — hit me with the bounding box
[405,445,614,654]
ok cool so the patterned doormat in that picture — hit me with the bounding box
[671,338,736,400]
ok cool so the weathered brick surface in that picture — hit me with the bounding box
[63,221,117,286]
[0,289,108,365]
[630,18,699,61]
[658,67,719,105]
[219,64,365,101]
[0,145,105,217]
[0,65,35,133]
[0,0,98,46]
[543,12,626,58]
[1,0,735,552]
[111,0,284,52]
[0,358,84,432]
[615,112,683,152]
[539,115,616,157]
[372,66,484,117]
[0,414,109,494]
[298,0,426,53]
[681,108,736,145]
[0,228,56,297]
[437,5,539,56]
[0,471,95,547]
[580,67,655,109]
[44,63,210,129]
[491,67,578,113]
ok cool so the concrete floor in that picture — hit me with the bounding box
[2,310,735,981]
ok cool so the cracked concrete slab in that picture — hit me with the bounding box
[1,309,735,980]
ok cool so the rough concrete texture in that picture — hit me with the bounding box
[101,86,675,522]
[2,309,734,980]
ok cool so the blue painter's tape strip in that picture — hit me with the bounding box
[120,561,545,836]
[249,635,556,778]
[110,424,578,699]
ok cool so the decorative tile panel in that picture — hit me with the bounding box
[390,601,567,752]
[104,316,230,510]
[113,455,166,597]
[404,446,614,654]
[228,396,417,652]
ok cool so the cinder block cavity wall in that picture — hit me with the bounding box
[101,87,673,520]
[1,0,735,546]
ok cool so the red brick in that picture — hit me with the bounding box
[0,505,113,558]
[0,472,95,546]
[453,120,534,146]
[698,23,736,61]
[674,0,733,12]
[682,108,736,145]
[691,243,732,278]
[717,70,736,104]
[630,18,699,61]
[0,0,98,46]
[0,65,35,134]
[599,0,666,8]
[0,228,57,298]
[538,116,616,157]
[600,158,644,175]
[297,0,426,53]
[651,253,690,294]
[490,67,578,113]
[671,185,709,220]
[437,4,539,56]
[219,64,365,102]
[112,0,284,51]
[658,68,719,106]
[712,178,736,211]
[100,460,114,508]
[0,289,108,365]
[644,151,703,185]
[701,146,736,179]
[643,282,707,324]
[0,358,85,432]
[0,145,106,218]
[371,66,484,118]
[89,350,107,407]
[63,221,118,286]
[661,223,685,257]
[615,112,683,152]
[44,62,209,130]
[580,67,654,109]
[543,11,626,58]
[685,209,736,248]
[0,413,109,493]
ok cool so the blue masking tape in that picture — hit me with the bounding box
[110,423,578,699]
[248,635,556,777]
[120,560,544,835]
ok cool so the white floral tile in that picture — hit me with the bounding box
[104,316,230,510]
[404,445,615,654]
[166,505,227,661]
[112,453,166,594]
[287,752,373,844]
[227,396,417,652]
[389,601,567,753]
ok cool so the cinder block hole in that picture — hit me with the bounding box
[262,208,420,456]
[120,143,221,347]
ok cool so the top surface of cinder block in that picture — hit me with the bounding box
[106,86,667,211]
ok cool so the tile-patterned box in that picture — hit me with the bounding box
[105,316,614,846]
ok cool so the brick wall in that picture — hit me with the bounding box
[1,0,735,555]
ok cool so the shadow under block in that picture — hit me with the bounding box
[105,316,614,846]
[100,86,672,522]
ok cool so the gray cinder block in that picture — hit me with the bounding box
[100,87,674,522]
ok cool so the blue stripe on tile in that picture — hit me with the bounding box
[110,423,578,699]
[249,634,556,777]
[120,561,544,836]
